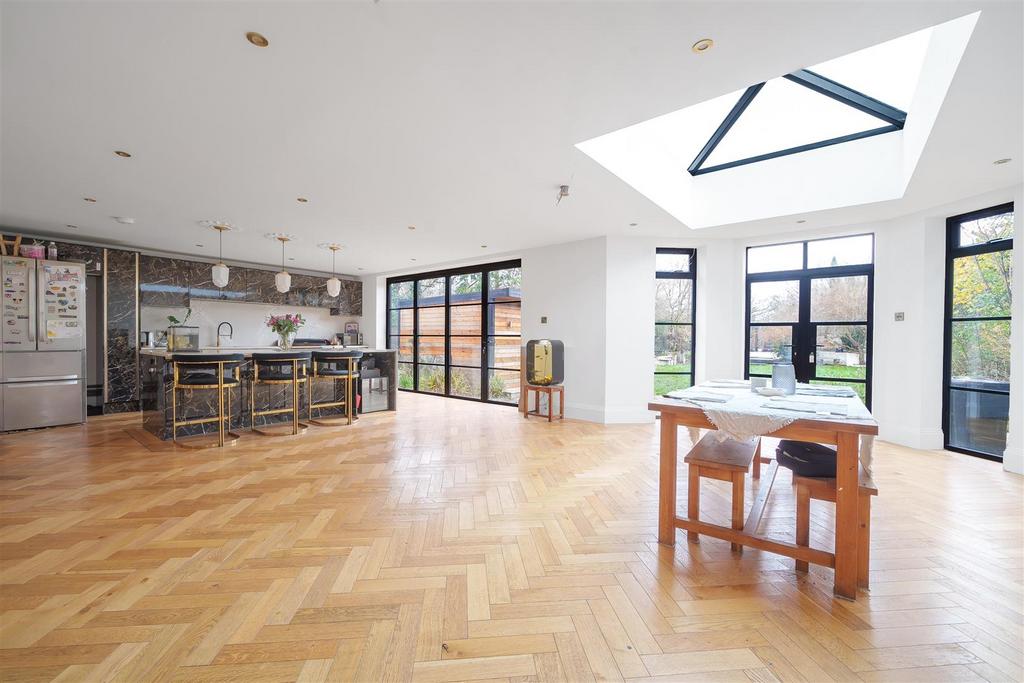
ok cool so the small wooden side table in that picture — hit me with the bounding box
[524,384,564,422]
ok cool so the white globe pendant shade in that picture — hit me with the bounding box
[275,270,291,293]
[211,262,229,288]
[326,276,341,298]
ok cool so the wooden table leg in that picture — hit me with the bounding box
[559,388,564,420]
[658,415,678,546]
[834,432,860,599]
[547,389,553,422]
[687,465,699,543]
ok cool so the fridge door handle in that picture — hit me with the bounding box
[4,374,81,383]
[5,379,80,388]
[27,263,37,343]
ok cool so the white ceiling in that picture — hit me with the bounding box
[1,1,1021,275]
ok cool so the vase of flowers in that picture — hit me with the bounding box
[266,313,305,350]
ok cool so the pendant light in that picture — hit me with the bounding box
[266,233,294,293]
[210,224,232,288]
[320,243,342,297]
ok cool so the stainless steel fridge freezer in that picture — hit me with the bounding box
[1,256,87,431]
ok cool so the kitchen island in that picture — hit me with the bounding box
[140,347,396,440]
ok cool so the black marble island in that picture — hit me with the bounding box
[140,347,396,440]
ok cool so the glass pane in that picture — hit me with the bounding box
[748,326,792,375]
[389,336,414,363]
[948,389,1009,457]
[488,369,520,403]
[417,277,445,306]
[449,273,482,303]
[656,251,690,273]
[488,268,522,301]
[488,302,522,335]
[705,77,893,168]
[655,280,693,323]
[747,243,803,274]
[811,380,866,402]
[750,280,799,322]
[815,325,867,380]
[418,364,446,394]
[389,281,413,309]
[450,336,482,367]
[655,373,692,396]
[811,276,868,322]
[488,336,521,369]
[388,308,413,336]
[952,251,1013,318]
[449,367,482,399]
[959,211,1014,247]
[807,235,874,268]
[950,320,1011,386]
[654,325,692,374]
[417,307,445,336]
[808,26,930,113]
[417,336,446,364]
[450,305,482,335]
[397,362,414,390]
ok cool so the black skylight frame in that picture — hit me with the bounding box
[688,69,908,176]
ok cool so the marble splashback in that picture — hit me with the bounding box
[104,249,139,409]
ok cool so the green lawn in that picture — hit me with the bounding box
[749,363,864,379]
[654,364,692,395]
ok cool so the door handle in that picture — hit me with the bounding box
[809,353,815,363]
[6,379,80,388]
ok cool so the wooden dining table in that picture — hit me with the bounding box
[648,394,879,600]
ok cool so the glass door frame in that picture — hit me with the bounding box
[386,259,522,406]
[942,202,1014,461]
[744,238,874,407]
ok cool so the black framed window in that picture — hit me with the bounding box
[943,203,1014,461]
[387,260,521,405]
[655,248,696,394]
[744,234,874,406]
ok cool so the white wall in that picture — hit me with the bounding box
[140,299,362,347]
[521,237,608,422]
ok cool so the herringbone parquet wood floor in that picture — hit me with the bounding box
[1,393,1021,682]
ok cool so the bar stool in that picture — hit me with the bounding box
[170,353,244,448]
[250,351,311,436]
[308,350,361,426]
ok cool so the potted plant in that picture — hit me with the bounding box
[266,313,305,350]
[166,308,198,351]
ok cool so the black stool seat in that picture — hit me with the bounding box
[312,350,363,375]
[252,352,311,382]
[178,372,241,386]
[309,351,361,426]
[311,367,354,377]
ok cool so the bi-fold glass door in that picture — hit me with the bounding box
[387,260,522,405]
[745,235,874,405]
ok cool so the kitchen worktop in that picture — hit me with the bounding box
[139,346,395,358]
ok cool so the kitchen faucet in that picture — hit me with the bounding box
[216,321,233,348]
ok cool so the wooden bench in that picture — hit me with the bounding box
[794,469,878,587]
[684,435,761,552]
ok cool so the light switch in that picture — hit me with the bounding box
[894,312,905,321]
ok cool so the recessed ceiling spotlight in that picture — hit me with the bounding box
[629,222,638,227]
[410,258,417,261]
[83,197,97,202]
[796,219,806,224]
[114,150,131,158]
[296,197,308,203]
[288,257,295,261]
[66,224,78,229]
[195,243,203,247]
[246,31,269,48]
[692,38,714,54]
[993,158,1012,165]
[357,267,365,271]
[481,245,488,249]
[407,225,416,231]
[113,216,135,224]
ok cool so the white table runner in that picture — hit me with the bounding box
[666,380,877,473]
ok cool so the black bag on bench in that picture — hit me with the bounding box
[775,440,837,478]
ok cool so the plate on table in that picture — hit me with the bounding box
[756,387,786,397]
